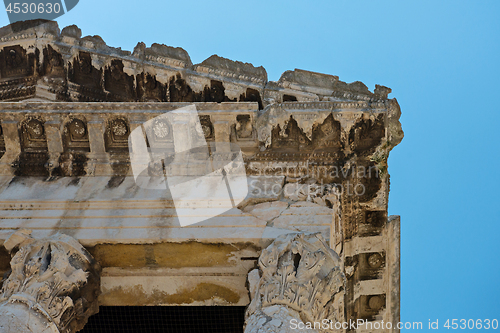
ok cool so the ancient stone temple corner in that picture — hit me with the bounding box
[0,19,403,332]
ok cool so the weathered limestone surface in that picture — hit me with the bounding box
[273,202,333,239]
[0,174,270,244]
[244,233,345,333]
[243,201,289,222]
[246,305,321,333]
[0,229,100,333]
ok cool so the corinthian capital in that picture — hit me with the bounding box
[0,230,101,333]
[245,233,345,333]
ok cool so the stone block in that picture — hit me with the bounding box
[272,201,332,239]
[240,175,285,207]
[243,201,289,222]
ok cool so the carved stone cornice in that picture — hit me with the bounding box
[0,77,37,101]
[192,55,267,87]
[0,101,259,112]
[0,229,101,333]
[0,20,394,105]
[0,101,399,179]
[256,101,388,148]
[245,233,345,332]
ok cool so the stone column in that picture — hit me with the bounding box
[245,233,345,333]
[0,230,101,333]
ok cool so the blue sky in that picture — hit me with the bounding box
[1,0,500,330]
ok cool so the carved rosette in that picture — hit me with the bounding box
[245,233,345,332]
[0,230,101,333]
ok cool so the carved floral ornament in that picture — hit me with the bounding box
[111,118,128,137]
[0,230,101,333]
[246,232,345,329]
[24,118,45,139]
[153,118,170,139]
[20,118,48,150]
[67,118,87,139]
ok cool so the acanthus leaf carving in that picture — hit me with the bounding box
[0,229,101,333]
[245,232,345,332]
